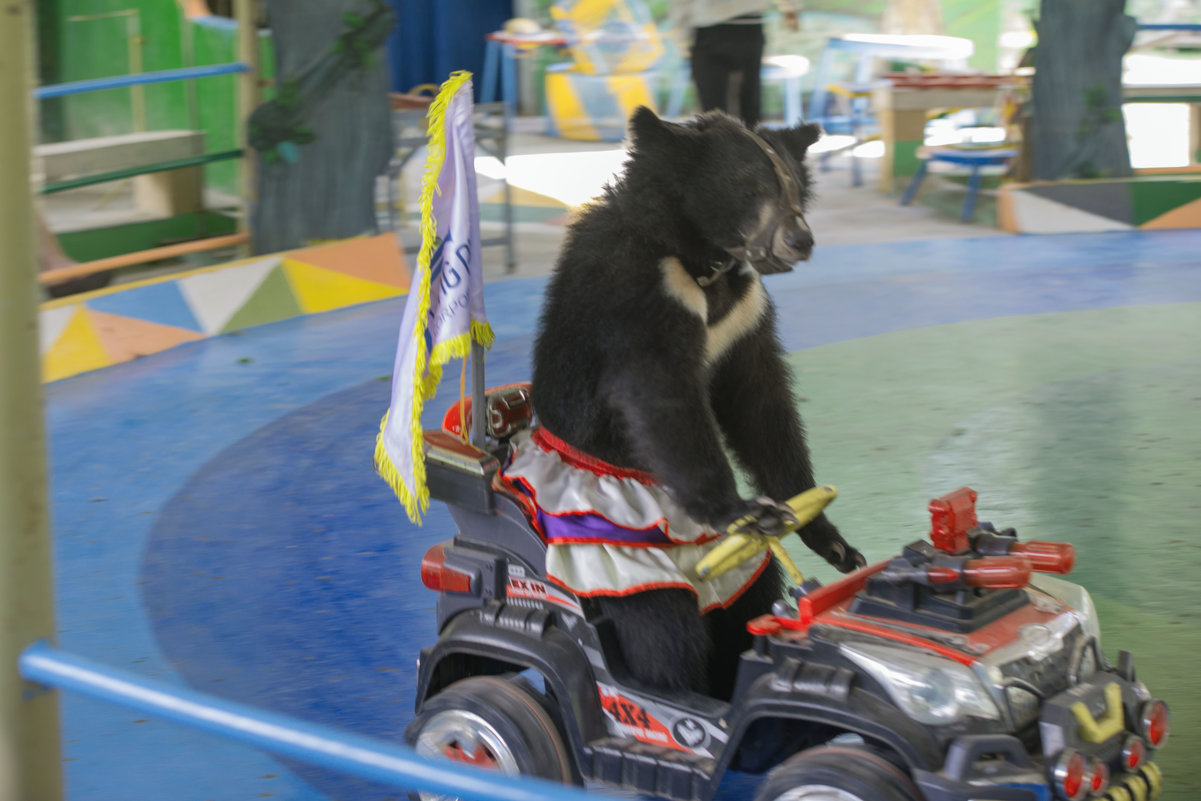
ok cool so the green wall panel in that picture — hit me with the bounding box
[42,3,274,196]
[1130,177,1201,227]
[58,211,239,262]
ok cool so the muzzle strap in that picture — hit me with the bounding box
[744,128,807,219]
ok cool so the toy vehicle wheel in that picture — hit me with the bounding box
[407,675,575,799]
[755,743,920,801]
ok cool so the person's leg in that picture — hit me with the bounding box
[732,23,767,128]
[689,26,731,115]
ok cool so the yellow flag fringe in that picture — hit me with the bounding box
[373,70,495,523]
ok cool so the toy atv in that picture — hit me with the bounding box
[406,385,1169,801]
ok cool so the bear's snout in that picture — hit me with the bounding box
[782,227,814,261]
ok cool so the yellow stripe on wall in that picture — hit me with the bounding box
[546,71,601,141]
[610,73,654,116]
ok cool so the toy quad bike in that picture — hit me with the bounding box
[406,384,1169,801]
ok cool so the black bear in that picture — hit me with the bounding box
[504,107,863,698]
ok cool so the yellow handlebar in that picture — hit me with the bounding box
[695,485,838,585]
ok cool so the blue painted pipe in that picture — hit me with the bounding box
[34,63,250,99]
[1137,23,1201,31]
[20,643,609,801]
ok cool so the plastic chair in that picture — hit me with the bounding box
[899,145,1018,222]
[804,34,974,124]
[803,34,973,185]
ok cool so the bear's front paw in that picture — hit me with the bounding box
[798,515,866,573]
[823,538,867,573]
[721,497,799,538]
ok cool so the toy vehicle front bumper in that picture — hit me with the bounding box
[909,666,1166,801]
[915,755,1162,801]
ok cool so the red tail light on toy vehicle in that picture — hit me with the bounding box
[1050,749,1090,801]
[1141,699,1170,748]
[421,543,475,594]
[1123,735,1146,771]
[1089,759,1109,795]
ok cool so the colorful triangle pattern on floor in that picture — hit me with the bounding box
[40,234,411,383]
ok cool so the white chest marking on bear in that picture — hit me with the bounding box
[704,266,767,364]
[660,258,768,365]
[661,257,708,318]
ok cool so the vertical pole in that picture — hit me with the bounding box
[127,11,146,132]
[0,2,65,800]
[470,342,487,449]
[235,0,261,255]
[1190,102,1201,166]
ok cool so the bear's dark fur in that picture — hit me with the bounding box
[530,107,862,698]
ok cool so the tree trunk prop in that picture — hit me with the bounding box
[251,0,396,253]
[1029,0,1136,181]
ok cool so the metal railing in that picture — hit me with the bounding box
[19,642,610,801]
[32,62,252,99]
[33,23,260,280]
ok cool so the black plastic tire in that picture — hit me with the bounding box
[406,675,575,800]
[755,743,922,801]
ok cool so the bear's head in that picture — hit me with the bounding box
[624,106,822,276]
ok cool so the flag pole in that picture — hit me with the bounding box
[468,80,487,452]
[470,342,486,449]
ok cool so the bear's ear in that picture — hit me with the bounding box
[768,122,826,159]
[629,105,666,143]
[779,122,823,155]
[628,105,698,156]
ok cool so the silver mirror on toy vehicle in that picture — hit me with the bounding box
[696,485,838,585]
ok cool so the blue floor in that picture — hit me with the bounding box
[46,230,1201,800]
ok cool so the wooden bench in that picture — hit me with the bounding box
[33,130,206,216]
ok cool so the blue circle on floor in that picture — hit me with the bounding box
[143,375,457,799]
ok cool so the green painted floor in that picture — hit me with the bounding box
[784,303,1201,795]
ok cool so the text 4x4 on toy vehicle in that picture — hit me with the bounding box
[405,385,1169,801]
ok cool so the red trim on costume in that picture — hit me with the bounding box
[543,537,679,549]
[492,472,545,535]
[502,470,724,547]
[545,573,697,598]
[533,427,658,484]
[716,551,772,609]
[545,551,771,614]
[540,525,723,548]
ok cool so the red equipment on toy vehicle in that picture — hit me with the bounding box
[407,399,1169,801]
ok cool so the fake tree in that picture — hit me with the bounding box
[1028,0,1137,180]
[250,0,395,253]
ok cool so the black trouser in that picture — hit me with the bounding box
[690,18,766,128]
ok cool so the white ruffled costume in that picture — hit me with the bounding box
[501,428,769,612]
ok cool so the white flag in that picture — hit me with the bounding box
[375,71,494,523]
